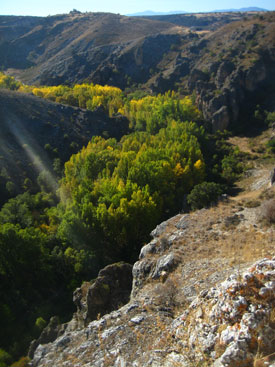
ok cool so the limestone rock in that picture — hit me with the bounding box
[180,258,275,367]
[71,262,133,328]
[150,219,169,238]
[31,253,275,367]
[31,202,275,367]
[152,253,176,279]
[28,316,66,359]
[85,262,133,324]
[212,105,230,132]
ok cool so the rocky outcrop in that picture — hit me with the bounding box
[187,15,275,131]
[28,317,66,359]
[175,258,275,367]
[31,189,275,366]
[194,57,275,131]
[151,14,275,131]
[69,262,133,330]
[31,254,275,367]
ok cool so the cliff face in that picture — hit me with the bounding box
[31,166,275,367]
[150,13,275,131]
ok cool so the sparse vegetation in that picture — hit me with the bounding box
[260,199,275,224]
[266,139,275,154]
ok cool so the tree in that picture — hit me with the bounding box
[187,182,223,210]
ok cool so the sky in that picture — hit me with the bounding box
[0,0,274,17]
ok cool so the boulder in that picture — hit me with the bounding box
[84,262,133,324]
[152,253,176,279]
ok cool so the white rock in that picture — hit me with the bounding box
[175,214,189,230]
[130,315,145,324]
[152,253,175,279]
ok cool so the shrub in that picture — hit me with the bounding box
[266,139,275,154]
[260,199,275,224]
[244,200,261,208]
[265,111,275,126]
[0,349,12,367]
[35,317,47,331]
[6,181,16,195]
[187,182,223,210]
[70,141,78,150]
[221,150,243,184]
[44,143,52,152]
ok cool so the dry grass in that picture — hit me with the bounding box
[260,199,275,224]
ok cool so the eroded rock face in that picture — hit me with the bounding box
[31,257,275,367]
[177,258,275,367]
[31,202,275,367]
[132,215,184,298]
[194,60,273,131]
[28,316,66,359]
[72,262,133,328]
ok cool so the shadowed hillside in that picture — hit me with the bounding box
[1,11,254,87]
[0,89,128,202]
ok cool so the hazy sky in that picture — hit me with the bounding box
[0,0,274,16]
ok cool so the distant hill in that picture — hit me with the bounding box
[1,11,275,132]
[212,7,268,12]
[127,7,268,16]
[0,12,175,84]
[1,11,253,87]
[126,10,188,16]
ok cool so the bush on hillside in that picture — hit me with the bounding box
[187,182,224,210]
[266,138,275,154]
[0,349,12,367]
[260,199,275,224]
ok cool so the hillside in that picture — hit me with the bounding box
[0,12,176,85]
[141,11,250,29]
[0,89,128,202]
[147,12,275,130]
[1,12,257,89]
[2,12,274,131]
[30,127,275,367]
[128,8,268,16]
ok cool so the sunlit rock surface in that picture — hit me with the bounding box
[31,200,275,367]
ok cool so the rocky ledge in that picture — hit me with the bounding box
[31,257,275,367]
[31,195,275,367]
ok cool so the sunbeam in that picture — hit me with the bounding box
[3,112,59,194]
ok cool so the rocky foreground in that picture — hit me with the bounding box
[30,167,275,367]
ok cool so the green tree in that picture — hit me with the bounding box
[187,182,224,210]
[0,349,12,367]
